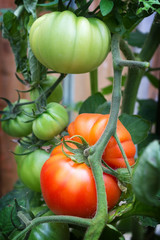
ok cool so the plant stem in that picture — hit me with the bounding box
[84,34,123,240]
[121,14,160,115]
[13,213,91,240]
[114,133,132,175]
[90,69,98,95]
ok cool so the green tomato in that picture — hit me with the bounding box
[1,99,34,137]
[16,148,50,192]
[10,206,70,240]
[30,75,63,103]
[32,102,69,140]
[29,10,111,74]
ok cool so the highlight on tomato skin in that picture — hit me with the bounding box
[40,145,121,218]
[67,113,136,169]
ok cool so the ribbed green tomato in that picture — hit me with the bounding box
[1,99,34,137]
[15,147,50,192]
[32,102,68,140]
[29,10,111,74]
[30,75,63,103]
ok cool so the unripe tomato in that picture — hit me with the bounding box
[68,113,136,169]
[30,75,63,103]
[1,99,34,137]
[15,147,50,192]
[29,10,111,74]
[40,144,121,218]
[32,102,69,140]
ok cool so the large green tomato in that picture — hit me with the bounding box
[32,102,69,140]
[1,99,34,137]
[15,147,50,192]
[30,75,63,103]
[10,206,70,240]
[29,10,111,74]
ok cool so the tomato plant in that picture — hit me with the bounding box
[32,102,69,140]
[40,144,121,218]
[68,113,136,168]
[1,99,34,137]
[0,1,160,240]
[30,75,63,103]
[29,10,111,74]
[10,206,70,240]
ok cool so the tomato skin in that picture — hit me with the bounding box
[29,10,111,74]
[10,206,70,240]
[1,99,34,137]
[32,102,69,140]
[30,75,63,103]
[40,145,121,218]
[15,148,50,192]
[68,113,136,169]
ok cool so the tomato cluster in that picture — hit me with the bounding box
[40,113,136,218]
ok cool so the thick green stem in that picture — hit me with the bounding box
[84,34,123,240]
[90,69,98,95]
[121,14,160,114]
[13,214,91,240]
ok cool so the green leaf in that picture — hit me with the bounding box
[2,10,30,80]
[119,113,151,144]
[23,0,38,18]
[101,85,113,95]
[145,72,159,89]
[0,181,42,235]
[96,101,111,114]
[79,92,107,114]
[138,133,159,154]
[137,0,160,15]
[125,29,148,48]
[138,99,158,123]
[100,224,124,240]
[132,140,160,207]
[139,216,159,227]
[100,0,114,16]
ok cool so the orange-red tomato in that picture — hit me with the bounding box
[68,113,136,169]
[40,144,121,218]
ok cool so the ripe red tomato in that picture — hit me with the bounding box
[68,113,136,169]
[40,144,121,218]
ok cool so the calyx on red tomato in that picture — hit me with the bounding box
[30,75,63,103]
[40,144,121,218]
[32,102,69,140]
[68,113,136,169]
[29,10,111,74]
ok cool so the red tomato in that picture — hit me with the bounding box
[68,113,136,169]
[40,144,121,218]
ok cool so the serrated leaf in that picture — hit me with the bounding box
[0,181,42,235]
[137,0,160,15]
[119,113,151,144]
[132,141,160,207]
[100,0,114,16]
[2,10,29,80]
[79,92,107,114]
[138,99,158,123]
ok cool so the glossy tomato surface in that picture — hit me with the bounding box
[40,145,121,218]
[29,10,111,74]
[68,113,136,168]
